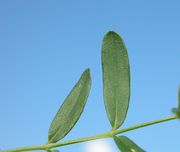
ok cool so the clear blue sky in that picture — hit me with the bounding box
[0,1,180,152]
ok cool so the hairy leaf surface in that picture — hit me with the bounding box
[48,69,91,143]
[102,31,130,129]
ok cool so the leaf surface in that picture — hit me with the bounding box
[47,150,59,152]
[172,85,180,117]
[102,31,130,129]
[48,69,91,143]
[114,136,145,152]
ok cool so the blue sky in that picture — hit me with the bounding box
[0,1,180,152]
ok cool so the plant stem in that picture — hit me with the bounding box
[2,115,177,152]
[112,115,178,135]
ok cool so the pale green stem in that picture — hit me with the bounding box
[1,115,177,152]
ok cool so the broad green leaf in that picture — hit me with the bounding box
[48,69,91,143]
[114,136,145,152]
[102,31,130,130]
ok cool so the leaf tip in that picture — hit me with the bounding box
[104,31,120,40]
[83,68,91,82]
[84,68,90,75]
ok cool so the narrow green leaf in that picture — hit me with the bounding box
[102,31,130,130]
[48,69,91,143]
[114,136,145,152]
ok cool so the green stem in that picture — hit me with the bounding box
[112,115,177,135]
[2,115,177,152]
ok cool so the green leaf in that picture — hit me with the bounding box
[172,108,179,115]
[172,85,180,117]
[47,150,59,152]
[102,31,130,130]
[114,136,145,152]
[48,69,91,143]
